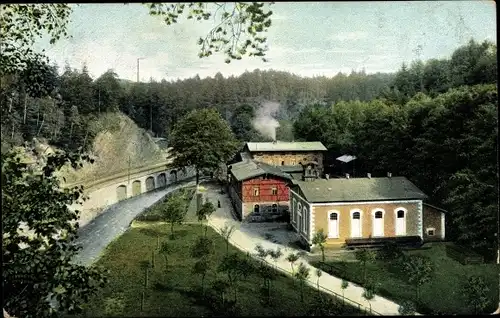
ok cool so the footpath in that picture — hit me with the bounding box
[202,184,410,316]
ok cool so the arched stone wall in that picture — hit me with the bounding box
[145,176,155,191]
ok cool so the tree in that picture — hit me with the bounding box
[217,252,252,303]
[286,252,299,275]
[168,108,239,185]
[162,193,187,239]
[211,279,230,307]
[398,300,416,316]
[294,262,310,303]
[362,281,375,314]
[0,4,72,76]
[312,229,327,262]
[2,148,107,318]
[191,236,214,259]
[220,223,236,255]
[267,247,282,270]
[315,268,322,294]
[139,260,152,288]
[146,3,273,64]
[197,201,216,237]
[159,241,172,271]
[354,249,376,283]
[340,279,349,307]
[192,258,210,296]
[403,255,434,302]
[462,275,490,314]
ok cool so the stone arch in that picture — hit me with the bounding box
[145,176,155,191]
[157,173,166,188]
[132,180,141,196]
[170,170,178,183]
[116,185,127,201]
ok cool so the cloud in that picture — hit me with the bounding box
[330,31,369,42]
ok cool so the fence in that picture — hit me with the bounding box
[208,221,382,316]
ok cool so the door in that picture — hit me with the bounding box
[328,212,339,238]
[132,180,141,196]
[351,211,361,237]
[395,209,406,236]
[373,211,384,237]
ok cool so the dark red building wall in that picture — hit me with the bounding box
[242,177,290,203]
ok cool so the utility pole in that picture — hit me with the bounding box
[137,57,145,83]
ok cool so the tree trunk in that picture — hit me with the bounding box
[157,235,160,249]
[164,255,168,271]
[225,240,229,254]
[300,281,304,302]
[416,285,419,302]
[201,274,205,296]
[196,167,200,185]
[204,224,208,238]
[151,251,155,268]
[170,222,174,238]
[321,247,325,262]
[23,96,27,124]
[145,268,149,287]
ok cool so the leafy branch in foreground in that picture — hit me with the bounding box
[145,2,273,63]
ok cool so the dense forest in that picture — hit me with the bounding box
[1,39,497,255]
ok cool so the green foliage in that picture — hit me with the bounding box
[294,262,310,302]
[312,229,327,262]
[403,255,434,301]
[220,223,236,254]
[286,252,299,274]
[354,249,376,283]
[461,275,491,314]
[146,2,273,63]
[162,192,188,238]
[2,148,107,317]
[0,4,72,75]
[191,236,215,259]
[378,242,404,261]
[398,300,416,315]
[168,108,239,184]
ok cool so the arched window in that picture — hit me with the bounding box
[352,212,360,219]
[372,209,385,237]
[330,213,338,220]
[375,211,383,219]
[272,204,278,213]
[395,208,407,236]
[350,210,362,238]
[254,204,260,213]
[397,210,405,218]
[281,161,285,165]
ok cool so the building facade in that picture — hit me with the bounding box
[289,176,446,248]
[227,160,293,222]
[243,141,327,176]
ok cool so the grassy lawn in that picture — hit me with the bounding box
[313,242,499,315]
[79,223,364,317]
[135,186,196,222]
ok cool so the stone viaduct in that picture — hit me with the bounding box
[65,162,196,227]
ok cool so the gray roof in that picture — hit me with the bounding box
[246,141,327,152]
[294,177,427,203]
[229,160,292,182]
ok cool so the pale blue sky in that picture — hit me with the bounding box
[36,1,497,81]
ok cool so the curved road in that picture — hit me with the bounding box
[73,179,198,266]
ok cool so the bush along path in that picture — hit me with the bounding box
[204,184,415,316]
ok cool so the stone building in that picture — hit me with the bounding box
[289,173,446,249]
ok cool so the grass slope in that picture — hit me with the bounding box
[80,223,363,317]
[314,243,499,315]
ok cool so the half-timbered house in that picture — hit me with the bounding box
[227,160,293,222]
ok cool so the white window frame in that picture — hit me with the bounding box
[328,211,340,238]
[350,209,363,238]
[253,187,259,196]
[302,206,308,233]
[371,208,385,237]
[426,227,436,236]
[292,198,297,223]
[271,187,278,195]
[394,207,407,236]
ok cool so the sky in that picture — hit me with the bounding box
[35,1,497,81]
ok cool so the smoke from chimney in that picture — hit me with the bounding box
[252,101,281,141]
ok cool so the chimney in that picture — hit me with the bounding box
[387,172,392,178]
[345,173,350,179]
[325,174,330,180]
[367,173,371,179]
